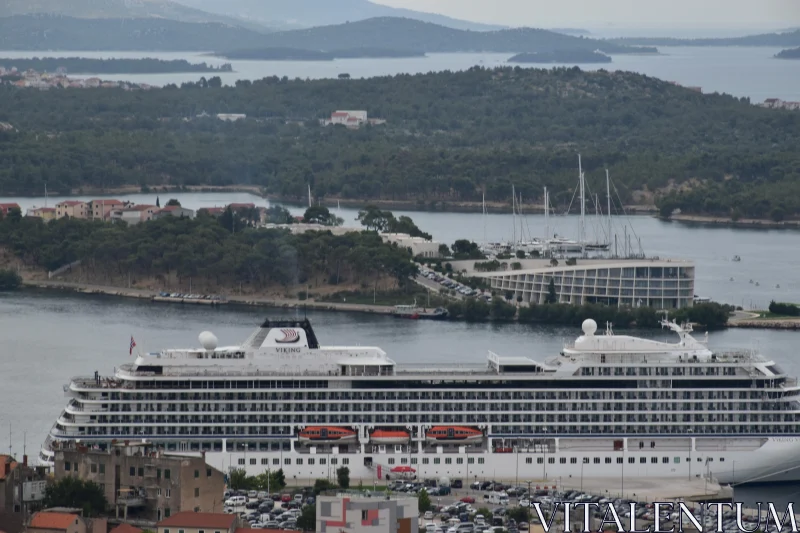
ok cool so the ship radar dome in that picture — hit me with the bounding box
[199,331,218,352]
[582,319,597,336]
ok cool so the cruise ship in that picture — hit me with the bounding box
[40,318,800,486]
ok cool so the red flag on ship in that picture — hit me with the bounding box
[130,336,136,355]
[377,465,382,479]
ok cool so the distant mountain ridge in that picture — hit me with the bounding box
[0,14,274,50]
[0,0,273,31]
[230,17,654,55]
[612,29,800,47]
[0,14,655,54]
[172,0,506,31]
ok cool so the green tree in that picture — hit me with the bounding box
[166,198,181,206]
[0,269,21,290]
[438,244,450,257]
[43,477,107,517]
[266,205,293,224]
[546,278,558,304]
[508,507,530,523]
[228,468,250,490]
[515,250,525,259]
[418,488,432,513]
[296,504,317,531]
[303,206,342,226]
[272,468,287,489]
[313,478,337,495]
[357,205,393,232]
[337,466,350,489]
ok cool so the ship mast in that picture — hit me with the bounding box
[308,184,312,208]
[482,191,487,249]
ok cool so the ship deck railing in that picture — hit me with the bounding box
[559,349,759,363]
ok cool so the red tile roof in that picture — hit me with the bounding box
[29,512,80,530]
[0,203,21,210]
[109,524,144,533]
[89,199,123,205]
[228,203,256,209]
[124,205,157,212]
[157,512,236,529]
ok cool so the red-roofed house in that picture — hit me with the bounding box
[27,512,85,533]
[108,524,144,533]
[27,207,56,221]
[0,203,21,217]
[152,205,195,220]
[227,203,256,210]
[55,201,88,219]
[120,205,158,225]
[197,207,225,217]
[156,512,237,533]
[88,199,124,220]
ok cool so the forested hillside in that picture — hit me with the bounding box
[1,66,799,218]
[0,214,416,293]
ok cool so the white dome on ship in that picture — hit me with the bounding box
[582,319,597,336]
[199,331,218,352]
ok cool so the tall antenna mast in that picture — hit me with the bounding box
[307,184,312,208]
[606,169,612,249]
[578,154,586,256]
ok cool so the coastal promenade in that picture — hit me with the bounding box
[24,280,395,315]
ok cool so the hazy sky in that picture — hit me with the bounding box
[372,0,800,30]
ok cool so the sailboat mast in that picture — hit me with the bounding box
[543,186,549,256]
[482,192,487,248]
[606,169,612,248]
[578,154,586,256]
[308,184,312,208]
[512,185,516,249]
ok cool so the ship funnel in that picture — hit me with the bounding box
[199,331,218,352]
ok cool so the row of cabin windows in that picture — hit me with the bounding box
[238,457,351,466]
[523,456,725,465]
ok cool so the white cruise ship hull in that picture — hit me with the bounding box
[203,437,800,486]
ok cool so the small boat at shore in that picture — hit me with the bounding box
[392,303,448,320]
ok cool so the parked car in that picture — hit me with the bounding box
[424,511,434,520]
[460,496,475,503]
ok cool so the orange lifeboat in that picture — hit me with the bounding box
[298,426,357,443]
[425,426,483,443]
[370,429,411,445]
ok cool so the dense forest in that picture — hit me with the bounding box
[776,47,800,59]
[508,50,612,64]
[0,213,417,294]
[1,66,799,217]
[0,57,233,74]
[612,30,800,47]
[216,47,424,61]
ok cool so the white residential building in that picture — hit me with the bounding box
[381,233,442,258]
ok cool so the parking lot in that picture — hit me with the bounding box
[223,489,311,530]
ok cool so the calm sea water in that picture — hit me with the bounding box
[0,47,797,101]
[6,191,800,309]
[0,290,798,500]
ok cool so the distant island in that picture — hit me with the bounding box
[0,14,656,54]
[612,29,800,47]
[216,47,425,61]
[508,50,611,64]
[776,47,800,59]
[0,57,233,74]
[548,28,591,36]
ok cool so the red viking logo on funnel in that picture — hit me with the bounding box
[276,329,300,343]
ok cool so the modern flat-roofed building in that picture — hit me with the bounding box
[471,258,695,309]
[317,493,418,533]
[381,233,442,259]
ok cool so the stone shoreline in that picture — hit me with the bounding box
[23,280,395,315]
